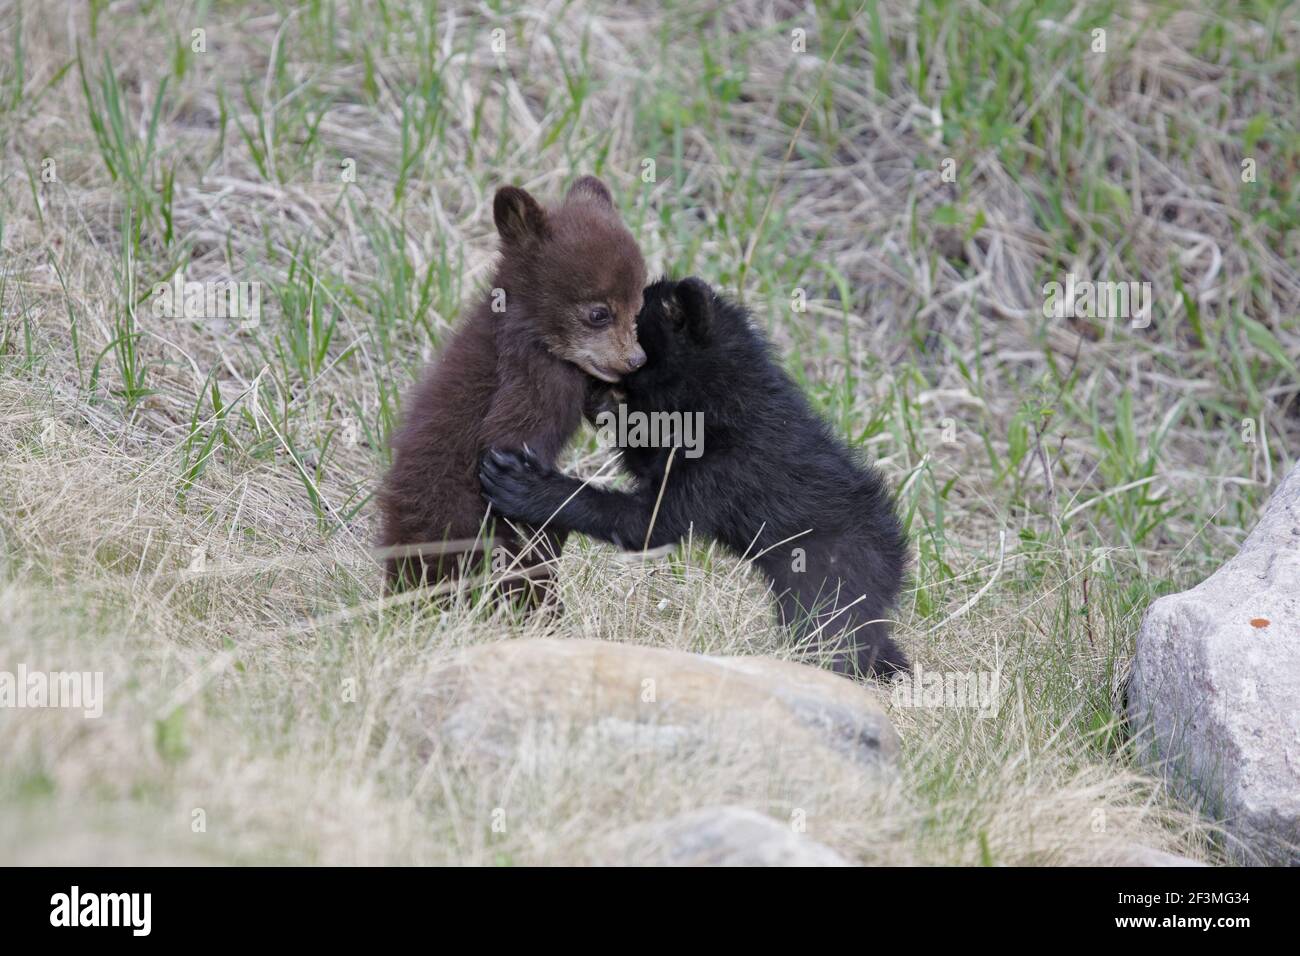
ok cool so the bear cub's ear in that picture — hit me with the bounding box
[494,186,550,246]
[565,175,614,209]
[671,276,714,344]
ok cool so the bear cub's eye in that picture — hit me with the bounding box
[586,305,612,328]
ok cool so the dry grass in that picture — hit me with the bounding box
[0,0,1296,865]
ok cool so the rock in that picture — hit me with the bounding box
[1129,464,1300,864]
[1110,844,1208,867]
[413,638,900,772]
[602,805,853,866]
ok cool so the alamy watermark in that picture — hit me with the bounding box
[892,664,1001,718]
[595,404,705,459]
[151,270,262,330]
[0,665,103,718]
[1042,273,1152,328]
[50,886,150,936]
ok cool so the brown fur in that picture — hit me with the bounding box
[378,176,647,602]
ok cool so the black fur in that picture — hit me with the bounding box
[480,276,909,678]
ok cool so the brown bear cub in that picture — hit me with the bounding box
[378,176,647,604]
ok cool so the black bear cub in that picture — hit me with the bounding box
[480,277,909,678]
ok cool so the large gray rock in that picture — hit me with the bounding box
[1129,464,1300,864]
[413,638,900,772]
[602,805,852,866]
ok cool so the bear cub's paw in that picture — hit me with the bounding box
[480,447,554,523]
[583,380,626,425]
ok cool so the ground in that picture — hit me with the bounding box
[0,0,1296,865]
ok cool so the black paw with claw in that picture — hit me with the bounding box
[583,381,627,425]
[480,447,551,522]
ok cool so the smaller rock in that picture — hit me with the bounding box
[603,806,852,867]
[1111,843,1207,867]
